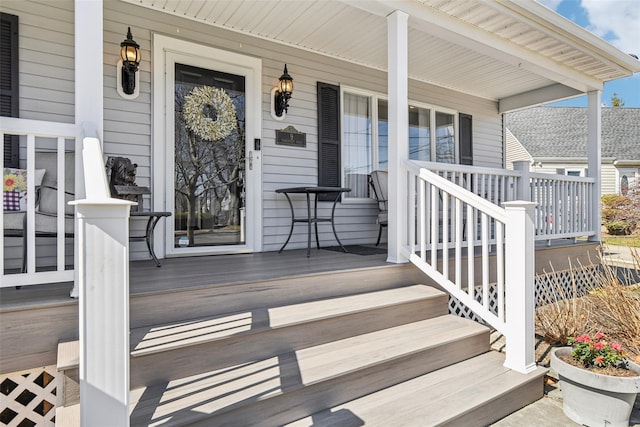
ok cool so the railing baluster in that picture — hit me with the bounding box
[467,203,475,299]
[442,192,449,280]
[431,185,438,267]
[26,134,36,274]
[482,212,489,309]
[455,198,462,289]
[409,173,417,253]
[496,220,505,321]
[419,180,426,263]
[57,137,67,272]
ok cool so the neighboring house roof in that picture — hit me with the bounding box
[505,107,640,161]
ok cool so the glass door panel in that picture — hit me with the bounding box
[173,63,246,248]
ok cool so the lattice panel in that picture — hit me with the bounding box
[449,265,602,322]
[0,366,60,427]
[535,265,600,306]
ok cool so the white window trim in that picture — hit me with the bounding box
[340,86,386,204]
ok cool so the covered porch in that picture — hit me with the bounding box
[2,0,640,425]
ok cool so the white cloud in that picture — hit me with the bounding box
[580,0,640,56]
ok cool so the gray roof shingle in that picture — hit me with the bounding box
[505,107,640,160]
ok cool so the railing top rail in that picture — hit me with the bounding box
[0,117,76,139]
[403,160,508,222]
[529,172,596,183]
[411,160,521,178]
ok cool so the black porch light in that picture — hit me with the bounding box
[274,64,293,117]
[120,27,141,95]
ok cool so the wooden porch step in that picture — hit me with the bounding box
[286,351,548,427]
[128,314,489,426]
[58,285,448,389]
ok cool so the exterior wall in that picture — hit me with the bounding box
[1,0,75,124]
[4,0,505,259]
[505,128,532,170]
[530,160,617,195]
[1,0,75,269]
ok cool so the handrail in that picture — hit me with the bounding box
[403,159,536,373]
[0,116,75,138]
[405,161,507,222]
[412,160,521,178]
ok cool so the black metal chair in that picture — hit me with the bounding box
[368,170,388,246]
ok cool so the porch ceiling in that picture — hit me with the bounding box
[125,0,639,108]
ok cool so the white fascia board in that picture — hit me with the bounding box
[494,0,640,74]
[499,83,583,113]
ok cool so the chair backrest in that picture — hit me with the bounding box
[369,170,388,213]
[37,152,75,215]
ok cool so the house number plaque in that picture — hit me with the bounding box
[276,126,306,148]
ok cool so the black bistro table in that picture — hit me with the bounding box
[276,186,351,257]
[130,211,171,267]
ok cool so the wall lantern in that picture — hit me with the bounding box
[271,65,293,120]
[117,27,141,99]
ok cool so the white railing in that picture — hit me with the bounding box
[403,160,536,374]
[525,170,596,241]
[415,160,597,242]
[0,117,76,287]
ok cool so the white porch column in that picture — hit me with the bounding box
[587,90,602,241]
[71,0,104,299]
[503,201,537,374]
[387,10,409,263]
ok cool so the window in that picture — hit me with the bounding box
[341,89,461,199]
[408,105,431,161]
[317,83,471,201]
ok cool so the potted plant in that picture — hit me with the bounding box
[550,333,640,427]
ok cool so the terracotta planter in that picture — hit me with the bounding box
[550,347,640,427]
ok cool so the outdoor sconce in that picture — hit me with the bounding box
[271,64,293,120]
[117,27,141,99]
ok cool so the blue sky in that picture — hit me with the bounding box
[537,0,640,107]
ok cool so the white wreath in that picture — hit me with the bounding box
[184,86,237,141]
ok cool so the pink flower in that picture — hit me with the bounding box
[594,332,606,339]
[595,356,604,365]
[611,342,622,351]
[575,334,590,343]
[594,342,604,350]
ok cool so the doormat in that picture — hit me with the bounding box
[323,245,388,256]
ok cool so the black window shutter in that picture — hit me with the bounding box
[1,12,19,168]
[459,113,472,165]
[317,82,341,201]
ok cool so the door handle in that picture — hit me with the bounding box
[249,151,253,171]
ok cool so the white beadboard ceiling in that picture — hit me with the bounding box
[124,0,640,105]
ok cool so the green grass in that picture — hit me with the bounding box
[602,236,640,247]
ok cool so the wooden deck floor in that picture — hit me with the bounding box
[0,246,390,312]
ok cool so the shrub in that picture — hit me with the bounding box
[605,220,635,236]
[602,194,631,209]
[601,208,619,223]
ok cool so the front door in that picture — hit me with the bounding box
[154,36,262,256]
